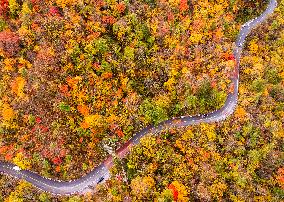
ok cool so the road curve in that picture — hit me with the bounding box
[0,0,278,196]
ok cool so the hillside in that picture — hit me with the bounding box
[0,0,283,201]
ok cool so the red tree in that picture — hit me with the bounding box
[168,184,179,201]
[0,0,9,17]
[179,0,189,12]
[0,30,20,56]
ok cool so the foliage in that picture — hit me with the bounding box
[0,0,282,201]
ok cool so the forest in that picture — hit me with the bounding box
[0,0,283,201]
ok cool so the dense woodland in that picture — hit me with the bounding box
[0,0,283,201]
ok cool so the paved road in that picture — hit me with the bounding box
[0,0,278,196]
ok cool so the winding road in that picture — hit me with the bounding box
[0,0,278,196]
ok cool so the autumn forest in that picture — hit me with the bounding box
[0,0,283,201]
